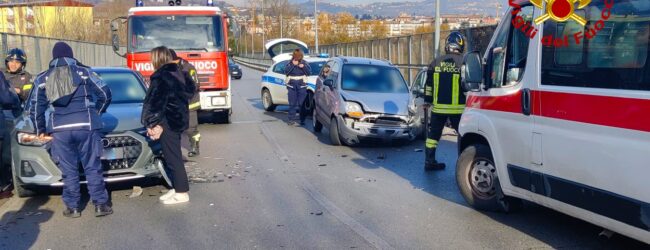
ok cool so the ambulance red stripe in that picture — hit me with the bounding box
[466,90,650,133]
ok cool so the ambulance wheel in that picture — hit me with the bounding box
[329,117,342,146]
[456,144,522,213]
[12,161,36,198]
[312,108,323,133]
[262,89,277,112]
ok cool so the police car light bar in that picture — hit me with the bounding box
[207,0,214,6]
[135,0,144,7]
[318,53,329,58]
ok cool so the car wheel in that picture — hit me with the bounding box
[262,89,277,112]
[329,117,342,146]
[456,144,523,213]
[235,76,242,80]
[313,108,323,133]
[12,161,36,198]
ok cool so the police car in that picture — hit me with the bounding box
[260,39,327,114]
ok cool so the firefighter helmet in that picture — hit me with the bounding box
[445,31,466,54]
[5,48,27,66]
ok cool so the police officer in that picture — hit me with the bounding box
[170,49,201,157]
[30,42,113,217]
[284,49,311,126]
[4,48,33,102]
[424,31,467,171]
[0,73,20,192]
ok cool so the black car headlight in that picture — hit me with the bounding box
[17,132,52,146]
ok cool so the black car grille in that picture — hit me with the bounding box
[101,136,142,171]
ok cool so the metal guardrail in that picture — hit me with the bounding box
[236,25,497,84]
[0,33,126,74]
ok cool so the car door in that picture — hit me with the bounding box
[411,69,427,136]
[323,61,341,125]
[471,4,536,192]
[268,60,289,105]
[314,60,332,123]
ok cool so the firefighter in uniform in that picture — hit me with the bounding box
[4,48,33,102]
[30,42,113,217]
[424,31,467,171]
[170,50,201,157]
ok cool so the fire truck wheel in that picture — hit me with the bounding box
[262,89,277,112]
[456,144,523,213]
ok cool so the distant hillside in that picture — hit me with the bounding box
[293,0,500,17]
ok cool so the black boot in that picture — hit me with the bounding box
[188,137,200,157]
[63,207,81,218]
[95,204,113,217]
[425,148,446,171]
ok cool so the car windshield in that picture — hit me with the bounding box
[96,72,146,104]
[341,65,408,93]
[129,15,224,53]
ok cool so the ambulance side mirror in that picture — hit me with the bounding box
[462,51,483,92]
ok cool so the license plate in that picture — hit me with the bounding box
[101,148,124,160]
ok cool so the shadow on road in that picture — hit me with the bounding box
[303,117,648,248]
[0,196,53,250]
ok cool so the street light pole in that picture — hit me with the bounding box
[261,0,266,59]
[434,0,441,58]
[314,0,319,54]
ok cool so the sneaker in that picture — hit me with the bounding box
[425,162,446,171]
[162,193,190,205]
[63,207,81,218]
[95,204,113,217]
[159,189,176,201]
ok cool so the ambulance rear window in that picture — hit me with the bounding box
[541,0,650,91]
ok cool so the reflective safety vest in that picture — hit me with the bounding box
[179,59,201,111]
[424,53,466,115]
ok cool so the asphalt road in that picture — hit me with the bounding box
[0,67,647,250]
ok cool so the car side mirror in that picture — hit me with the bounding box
[323,79,334,89]
[110,17,127,58]
[461,51,483,92]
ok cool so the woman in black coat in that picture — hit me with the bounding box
[142,46,195,205]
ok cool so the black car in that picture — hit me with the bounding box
[229,58,242,80]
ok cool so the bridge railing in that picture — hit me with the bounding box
[0,33,125,75]
[235,25,497,84]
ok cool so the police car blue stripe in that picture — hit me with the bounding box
[263,75,316,90]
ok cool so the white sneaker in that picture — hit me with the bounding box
[162,193,189,205]
[159,189,176,201]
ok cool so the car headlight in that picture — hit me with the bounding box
[17,132,52,146]
[408,100,417,114]
[345,102,364,118]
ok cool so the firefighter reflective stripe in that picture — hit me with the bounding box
[426,139,438,149]
[452,74,460,105]
[425,86,432,97]
[433,73,440,105]
[192,133,201,141]
[189,102,201,110]
[432,106,465,114]
[22,84,32,91]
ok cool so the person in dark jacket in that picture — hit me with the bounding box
[0,72,20,192]
[170,49,201,157]
[284,49,312,126]
[3,48,33,102]
[142,46,195,205]
[30,42,113,217]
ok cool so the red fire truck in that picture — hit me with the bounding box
[111,5,231,122]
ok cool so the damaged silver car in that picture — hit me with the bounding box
[312,57,425,146]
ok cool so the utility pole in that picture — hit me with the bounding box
[280,13,284,53]
[251,2,256,58]
[261,0,265,59]
[434,0,441,58]
[314,0,319,54]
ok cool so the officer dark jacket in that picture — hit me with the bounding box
[178,59,200,111]
[142,63,195,133]
[3,70,32,101]
[424,53,466,115]
[284,60,311,86]
[29,57,112,135]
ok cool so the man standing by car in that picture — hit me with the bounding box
[423,31,467,171]
[170,49,201,157]
[4,48,33,102]
[30,42,113,218]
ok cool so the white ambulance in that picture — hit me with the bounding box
[457,0,650,243]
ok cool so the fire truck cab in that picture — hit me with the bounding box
[112,6,231,122]
[457,0,650,243]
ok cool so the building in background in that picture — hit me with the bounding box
[0,0,94,38]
